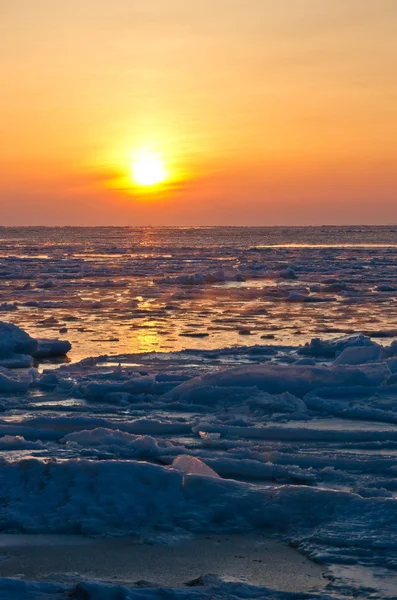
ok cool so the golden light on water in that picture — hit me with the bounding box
[131,150,168,187]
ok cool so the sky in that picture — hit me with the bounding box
[1,0,396,225]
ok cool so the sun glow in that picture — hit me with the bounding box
[131,150,168,187]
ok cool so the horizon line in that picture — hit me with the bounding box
[1,224,396,229]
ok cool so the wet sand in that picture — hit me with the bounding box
[0,533,325,591]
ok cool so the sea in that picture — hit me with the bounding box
[0,225,396,599]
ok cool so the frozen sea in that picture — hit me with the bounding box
[0,225,396,599]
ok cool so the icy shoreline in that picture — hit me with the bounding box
[0,533,325,592]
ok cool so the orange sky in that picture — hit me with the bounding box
[1,0,396,225]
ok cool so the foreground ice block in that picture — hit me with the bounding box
[167,362,391,403]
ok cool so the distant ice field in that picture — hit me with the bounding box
[0,226,396,362]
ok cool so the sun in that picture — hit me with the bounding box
[131,150,168,187]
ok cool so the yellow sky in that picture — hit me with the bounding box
[1,0,396,225]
